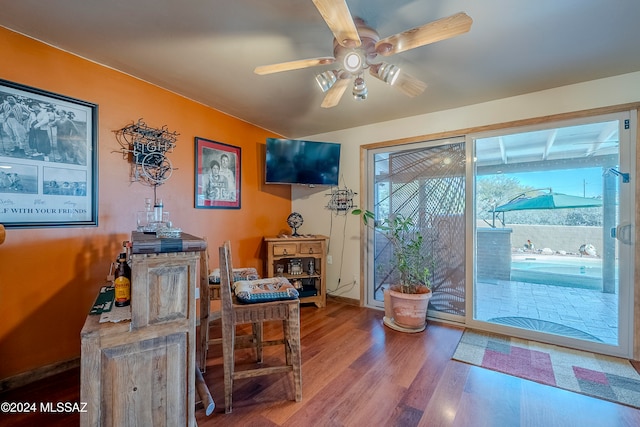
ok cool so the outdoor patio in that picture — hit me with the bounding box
[475,277,619,345]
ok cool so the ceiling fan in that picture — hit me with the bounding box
[254,0,472,108]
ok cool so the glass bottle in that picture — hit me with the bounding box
[154,198,164,223]
[114,252,131,307]
[145,197,154,226]
[137,198,154,231]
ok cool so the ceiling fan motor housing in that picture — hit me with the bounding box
[333,19,379,75]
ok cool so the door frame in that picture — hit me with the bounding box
[359,103,639,358]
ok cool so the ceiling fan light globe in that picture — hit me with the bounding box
[379,63,401,85]
[352,76,367,100]
[315,70,337,92]
[353,92,367,101]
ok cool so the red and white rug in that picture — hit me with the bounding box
[453,329,640,408]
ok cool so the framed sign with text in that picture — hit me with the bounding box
[0,79,98,228]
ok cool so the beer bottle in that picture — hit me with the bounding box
[114,252,131,307]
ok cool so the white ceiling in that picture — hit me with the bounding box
[2,0,640,138]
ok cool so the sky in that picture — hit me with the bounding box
[505,167,604,198]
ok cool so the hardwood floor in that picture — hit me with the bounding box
[2,301,640,426]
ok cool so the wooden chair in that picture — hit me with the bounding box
[198,247,264,371]
[198,244,219,371]
[218,241,302,413]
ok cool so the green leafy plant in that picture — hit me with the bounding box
[353,209,433,294]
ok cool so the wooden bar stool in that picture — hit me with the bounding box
[218,241,302,413]
[198,248,265,370]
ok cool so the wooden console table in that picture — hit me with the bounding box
[80,232,205,426]
[264,235,329,308]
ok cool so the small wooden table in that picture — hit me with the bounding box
[264,235,329,308]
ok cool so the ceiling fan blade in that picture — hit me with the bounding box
[321,77,350,108]
[368,65,427,97]
[393,72,428,97]
[376,12,472,56]
[312,0,361,47]
[254,57,335,75]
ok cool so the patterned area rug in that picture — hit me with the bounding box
[453,329,640,408]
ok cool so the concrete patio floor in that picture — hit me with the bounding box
[474,278,619,345]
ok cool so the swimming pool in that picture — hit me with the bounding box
[510,256,612,290]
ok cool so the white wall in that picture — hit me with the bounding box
[293,71,640,303]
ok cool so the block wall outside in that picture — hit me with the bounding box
[477,228,512,281]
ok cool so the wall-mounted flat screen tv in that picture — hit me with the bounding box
[265,138,341,186]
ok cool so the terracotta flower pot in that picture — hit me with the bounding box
[386,287,432,331]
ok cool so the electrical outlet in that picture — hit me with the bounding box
[327,255,333,264]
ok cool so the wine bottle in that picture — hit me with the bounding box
[114,252,131,307]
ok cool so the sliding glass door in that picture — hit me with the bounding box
[365,138,466,322]
[362,110,635,357]
[470,112,635,357]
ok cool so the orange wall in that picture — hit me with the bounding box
[0,27,291,379]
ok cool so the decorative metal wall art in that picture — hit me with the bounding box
[114,119,179,189]
[325,186,357,214]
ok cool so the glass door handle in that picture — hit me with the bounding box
[606,168,630,183]
[611,224,633,245]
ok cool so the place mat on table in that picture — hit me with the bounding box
[89,285,115,315]
[99,304,131,323]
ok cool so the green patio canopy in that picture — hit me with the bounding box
[494,192,603,212]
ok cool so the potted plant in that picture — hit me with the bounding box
[353,209,433,332]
